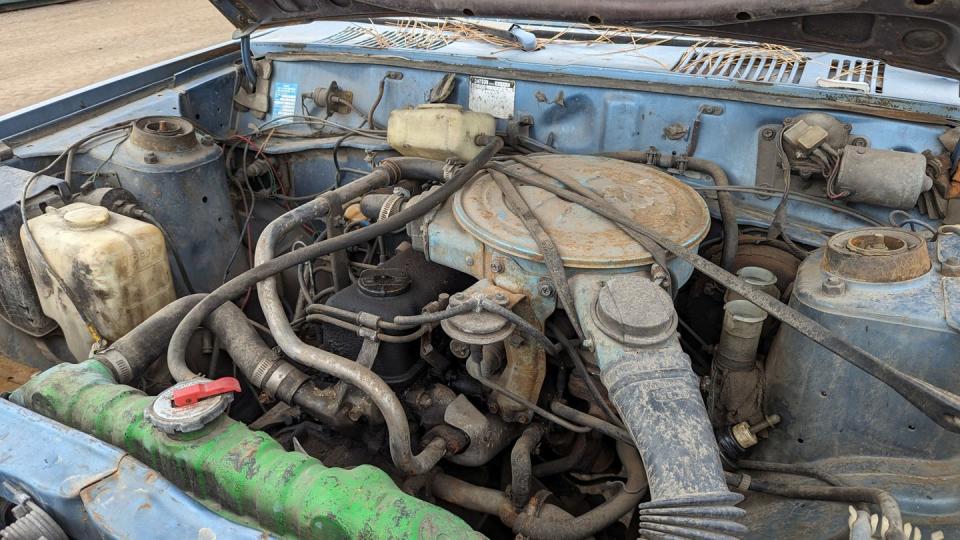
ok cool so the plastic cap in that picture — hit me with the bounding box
[63,206,110,230]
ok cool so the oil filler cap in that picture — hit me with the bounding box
[145,378,239,434]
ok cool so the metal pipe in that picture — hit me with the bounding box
[724,471,905,540]
[532,434,587,477]
[603,151,740,271]
[549,400,633,444]
[431,441,647,540]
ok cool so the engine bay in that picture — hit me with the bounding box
[0,25,959,539]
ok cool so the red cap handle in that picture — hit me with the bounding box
[171,377,241,408]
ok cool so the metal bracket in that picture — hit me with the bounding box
[233,59,272,118]
[324,193,352,291]
[356,338,381,369]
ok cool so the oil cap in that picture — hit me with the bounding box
[145,378,239,434]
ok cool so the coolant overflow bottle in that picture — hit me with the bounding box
[21,202,176,361]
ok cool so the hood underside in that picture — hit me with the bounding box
[209,0,960,79]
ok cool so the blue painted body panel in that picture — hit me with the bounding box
[0,399,271,539]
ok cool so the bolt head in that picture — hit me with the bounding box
[490,260,505,273]
[143,152,159,164]
[517,413,531,424]
[465,256,475,266]
[538,282,555,297]
[761,128,775,140]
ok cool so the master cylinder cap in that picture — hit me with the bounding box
[822,227,931,282]
[593,274,677,346]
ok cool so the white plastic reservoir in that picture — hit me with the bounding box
[21,202,176,361]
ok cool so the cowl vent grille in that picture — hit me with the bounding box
[826,58,886,94]
[672,47,807,84]
[318,25,452,50]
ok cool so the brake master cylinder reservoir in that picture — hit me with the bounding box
[21,202,176,361]
[388,104,496,161]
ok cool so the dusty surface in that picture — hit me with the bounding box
[0,354,38,392]
[0,0,235,115]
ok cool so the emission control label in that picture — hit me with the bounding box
[271,82,299,123]
[469,76,515,119]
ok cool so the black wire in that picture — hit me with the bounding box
[332,133,356,188]
[222,139,257,285]
[552,330,624,427]
[141,213,196,294]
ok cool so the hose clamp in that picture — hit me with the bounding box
[94,348,133,384]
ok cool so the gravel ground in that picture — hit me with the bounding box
[0,0,234,115]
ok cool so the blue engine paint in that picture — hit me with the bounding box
[0,398,271,539]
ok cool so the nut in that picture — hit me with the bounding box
[143,152,159,164]
[821,276,846,296]
[493,292,508,305]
